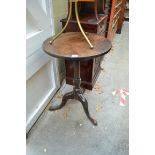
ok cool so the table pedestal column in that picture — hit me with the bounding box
[49,60,97,126]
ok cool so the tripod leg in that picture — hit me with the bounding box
[77,93,97,126]
[49,91,74,111]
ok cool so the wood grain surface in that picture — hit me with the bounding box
[43,32,112,60]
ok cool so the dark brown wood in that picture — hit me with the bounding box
[48,60,97,126]
[43,32,111,125]
[60,0,110,90]
[61,0,109,36]
[116,0,126,34]
[94,0,99,21]
[65,56,103,90]
[61,14,108,35]
[107,0,127,39]
[43,32,112,60]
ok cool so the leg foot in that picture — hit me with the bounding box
[77,93,97,126]
[49,91,74,111]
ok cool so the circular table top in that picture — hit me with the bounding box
[43,32,112,60]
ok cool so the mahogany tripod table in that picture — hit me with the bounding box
[43,32,112,125]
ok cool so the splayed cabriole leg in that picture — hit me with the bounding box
[73,60,97,125]
[49,60,97,125]
[49,91,74,111]
[77,92,97,126]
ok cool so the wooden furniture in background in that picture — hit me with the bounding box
[61,0,109,36]
[107,0,123,39]
[61,0,111,90]
[117,0,127,33]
